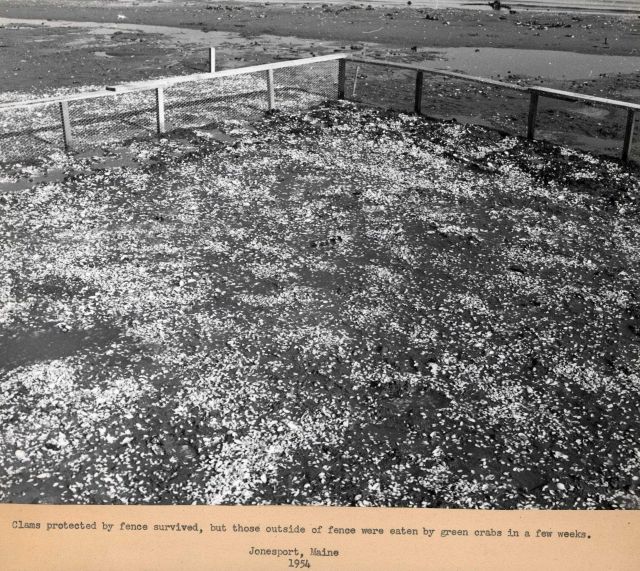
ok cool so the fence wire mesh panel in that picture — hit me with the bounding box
[345,62,529,137]
[418,76,528,138]
[164,72,268,130]
[0,103,63,163]
[345,63,414,114]
[273,60,340,111]
[535,97,637,160]
[69,91,156,151]
[632,113,640,162]
[2,55,637,165]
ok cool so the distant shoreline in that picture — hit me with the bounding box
[484,2,640,15]
[235,0,640,16]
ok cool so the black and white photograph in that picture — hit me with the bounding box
[0,0,639,515]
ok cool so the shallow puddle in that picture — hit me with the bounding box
[0,326,120,369]
[421,46,640,79]
[2,16,639,84]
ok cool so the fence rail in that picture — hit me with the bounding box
[0,53,344,161]
[346,56,529,93]
[0,52,637,163]
[345,56,638,163]
[343,56,640,162]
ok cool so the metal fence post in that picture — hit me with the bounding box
[623,109,636,163]
[414,70,424,115]
[338,59,346,100]
[156,87,165,135]
[527,91,539,141]
[266,69,275,111]
[209,47,216,73]
[59,101,72,149]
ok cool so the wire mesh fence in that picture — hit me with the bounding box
[631,115,640,162]
[345,62,415,114]
[344,60,528,137]
[0,58,342,165]
[417,77,529,138]
[535,96,637,161]
[342,59,639,163]
[70,91,157,150]
[273,59,340,112]
[1,55,637,165]
[164,72,268,130]
[0,102,63,164]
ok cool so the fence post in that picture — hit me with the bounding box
[352,65,360,97]
[156,87,165,135]
[622,109,636,163]
[527,91,539,141]
[414,70,424,115]
[59,101,72,149]
[209,47,216,73]
[266,69,275,111]
[338,59,346,100]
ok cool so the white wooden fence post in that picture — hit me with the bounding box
[156,87,165,135]
[209,48,216,73]
[266,69,275,111]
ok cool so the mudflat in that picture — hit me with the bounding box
[0,1,638,90]
[1,1,638,158]
[2,102,639,507]
[1,2,640,510]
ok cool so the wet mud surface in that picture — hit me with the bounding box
[1,102,639,507]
